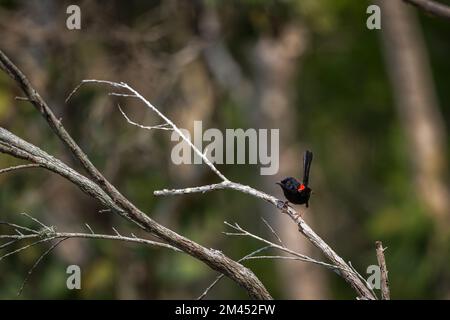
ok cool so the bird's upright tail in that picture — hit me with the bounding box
[302,150,313,186]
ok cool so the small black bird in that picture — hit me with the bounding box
[277,150,313,207]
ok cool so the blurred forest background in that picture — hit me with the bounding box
[0,0,449,299]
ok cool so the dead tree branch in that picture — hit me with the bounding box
[0,48,271,300]
[0,213,180,295]
[223,222,343,271]
[0,46,380,300]
[198,219,366,299]
[81,75,377,299]
[155,181,376,299]
[375,241,390,300]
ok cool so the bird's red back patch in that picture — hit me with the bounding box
[298,184,305,191]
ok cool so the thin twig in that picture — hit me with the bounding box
[224,222,343,271]
[0,239,19,249]
[261,217,283,245]
[112,227,121,237]
[85,223,94,235]
[0,164,41,174]
[9,230,181,253]
[0,221,39,234]
[17,237,69,296]
[72,79,228,181]
[14,96,30,101]
[0,238,56,262]
[108,92,138,98]
[117,104,173,131]
[243,255,319,262]
[20,212,48,230]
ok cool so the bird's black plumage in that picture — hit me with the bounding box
[277,150,313,207]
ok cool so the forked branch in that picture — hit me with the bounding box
[0,47,381,300]
[0,49,271,300]
[0,213,180,295]
[72,77,378,299]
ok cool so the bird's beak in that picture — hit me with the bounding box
[275,182,282,186]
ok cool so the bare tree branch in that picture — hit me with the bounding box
[0,220,181,253]
[104,79,376,299]
[224,222,343,271]
[199,219,346,299]
[0,216,182,295]
[404,0,450,20]
[0,50,116,196]
[0,47,380,300]
[155,182,376,299]
[68,79,228,182]
[375,241,390,300]
[85,74,377,299]
[0,128,128,217]
[0,49,271,300]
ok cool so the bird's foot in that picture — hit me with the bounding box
[276,200,291,211]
